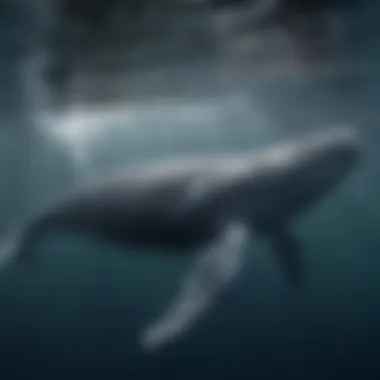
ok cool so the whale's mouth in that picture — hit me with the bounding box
[310,126,360,164]
[299,127,360,197]
[308,156,351,191]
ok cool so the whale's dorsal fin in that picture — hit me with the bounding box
[139,222,250,352]
[270,226,304,286]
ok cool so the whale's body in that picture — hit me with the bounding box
[0,126,360,352]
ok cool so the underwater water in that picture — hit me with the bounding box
[0,1,380,379]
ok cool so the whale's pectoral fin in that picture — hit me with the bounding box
[139,222,250,352]
[270,226,304,286]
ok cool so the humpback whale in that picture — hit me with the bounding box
[0,126,360,352]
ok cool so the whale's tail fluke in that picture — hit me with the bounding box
[0,222,41,269]
[0,229,24,268]
[0,211,55,270]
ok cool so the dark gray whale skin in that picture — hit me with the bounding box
[15,126,359,263]
[0,126,360,352]
[21,168,222,254]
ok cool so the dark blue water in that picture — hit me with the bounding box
[0,1,379,379]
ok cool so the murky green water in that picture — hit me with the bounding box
[0,1,379,379]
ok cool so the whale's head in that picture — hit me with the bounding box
[296,126,360,192]
[263,126,361,217]
[286,126,360,209]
